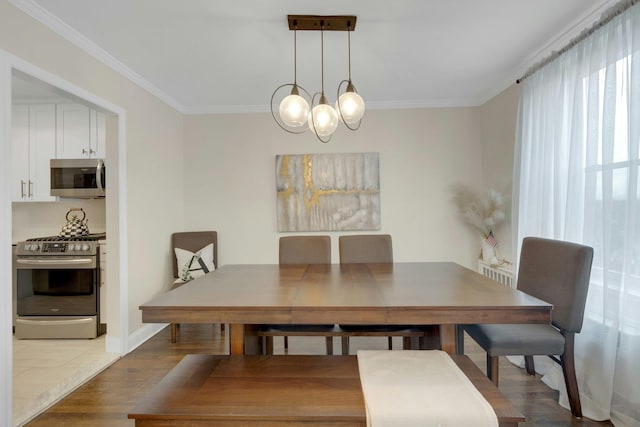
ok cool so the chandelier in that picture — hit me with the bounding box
[271,15,365,143]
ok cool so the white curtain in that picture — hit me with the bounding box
[514,3,640,425]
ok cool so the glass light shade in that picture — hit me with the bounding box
[279,93,310,127]
[311,103,339,137]
[307,111,316,134]
[336,91,365,125]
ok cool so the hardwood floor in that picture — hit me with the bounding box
[25,324,613,427]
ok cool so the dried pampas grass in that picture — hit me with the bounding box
[452,185,507,238]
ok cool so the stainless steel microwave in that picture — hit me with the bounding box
[50,158,105,198]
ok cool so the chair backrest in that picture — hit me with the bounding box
[339,234,393,264]
[279,236,331,265]
[172,231,217,278]
[517,237,593,333]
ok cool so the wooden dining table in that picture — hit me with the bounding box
[139,262,552,355]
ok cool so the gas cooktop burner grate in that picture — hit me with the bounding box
[26,233,106,242]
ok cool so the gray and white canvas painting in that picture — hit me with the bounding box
[276,152,381,231]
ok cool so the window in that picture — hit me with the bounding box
[582,56,640,335]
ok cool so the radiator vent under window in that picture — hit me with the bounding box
[478,260,514,288]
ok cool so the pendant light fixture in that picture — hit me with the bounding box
[309,22,339,143]
[336,21,365,130]
[271,15,364,142]
[270,23,311,133]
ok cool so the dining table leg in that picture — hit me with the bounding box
[229,324,261,355]
[440,324,456,354]
[229,324,245,355]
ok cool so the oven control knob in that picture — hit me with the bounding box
[81,244,90,251]
[69,244,77,251]
[28,244,40,251]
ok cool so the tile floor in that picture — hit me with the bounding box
[12,335,120,427]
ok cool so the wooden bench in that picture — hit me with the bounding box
[129,354,524,426]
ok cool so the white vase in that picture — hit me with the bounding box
[481,239,495,261]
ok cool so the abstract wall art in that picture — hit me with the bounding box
[276,152,381,232]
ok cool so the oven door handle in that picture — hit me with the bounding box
[17,258,94,266]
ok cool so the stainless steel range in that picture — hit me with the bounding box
[15,233,105,339]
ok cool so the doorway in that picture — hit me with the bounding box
[0,51,128,426]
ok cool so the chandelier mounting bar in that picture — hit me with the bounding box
[287,15,357,32]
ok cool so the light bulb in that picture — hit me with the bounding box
[279,93,309,127]
[311,103,338,137]
[336,91,365,125]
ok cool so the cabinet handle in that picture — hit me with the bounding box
[21,180,25,198]
[90,149,95,155]
[82,148,88,155]
[28,180,33,198]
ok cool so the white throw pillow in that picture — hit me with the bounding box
[174,243,215,284]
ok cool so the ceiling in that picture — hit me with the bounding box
[12,0,616,114]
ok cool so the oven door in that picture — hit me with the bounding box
[16,256,98,316]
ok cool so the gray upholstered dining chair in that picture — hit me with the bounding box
[463,236,593,417]
[260,235,335,355]
[339,234,426,354]
[170,230,218,343]
[339,234,394,265]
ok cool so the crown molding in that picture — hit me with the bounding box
[365,98,482,110]
[183,97,482,115]
[9,0,187,113]
[182,104,271,115]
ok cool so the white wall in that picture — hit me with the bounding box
[12,199,106,242]
[480,84,520,262]
[184,107,485,269]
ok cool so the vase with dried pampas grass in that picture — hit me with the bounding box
[452,185,507,263]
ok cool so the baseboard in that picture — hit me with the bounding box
[126,323,167,354]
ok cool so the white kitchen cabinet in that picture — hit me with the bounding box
[91,109,106,159]
[56,103,106,159]
[11,104,57,202]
